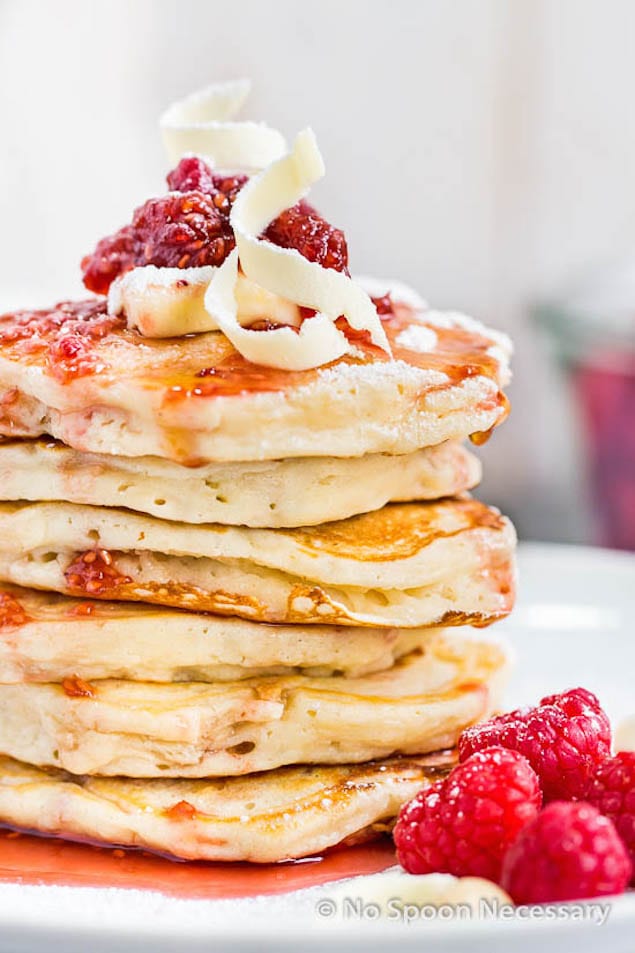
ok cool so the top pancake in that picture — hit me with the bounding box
[0,297,511,464]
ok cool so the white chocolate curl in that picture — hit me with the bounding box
[203,129,391,370]
[160,79,287,172]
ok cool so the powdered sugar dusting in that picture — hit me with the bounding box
[394,324,437,353]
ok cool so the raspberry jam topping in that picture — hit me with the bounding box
[371,294,394,316]
[81,157,349,293]
[262,200,349,273]
[164,800,198,821]
[81,192,235,294]
[64,550,132,596]
[62,676,97,699]
[68,601,96,618]
[0,591,30,629]
[0,300,125,384]
[166,156,246,207]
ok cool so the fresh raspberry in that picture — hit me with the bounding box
[459,688,611,801]
[585,752,635,872]
[501,801,632,903]
[394,747,541,881]
[263,201,349,273]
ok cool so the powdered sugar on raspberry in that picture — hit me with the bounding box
[458,687,612,801]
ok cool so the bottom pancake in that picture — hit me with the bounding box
[0,752,453,863]
[0,630,509,777]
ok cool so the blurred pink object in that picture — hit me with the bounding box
[536,256,635,550]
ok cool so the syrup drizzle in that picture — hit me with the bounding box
[159,302,509,405]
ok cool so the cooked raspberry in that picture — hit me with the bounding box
[82,154,349,291]
[166,156,217,194]
[64,550,132,596]
[501,801,632,903]
[62,676,97,699]
[166,157,247,213]
[0,591,30,628]
[459,688,611,801]
[132,192,233,269]
[80,226,136,296]
[82,192,235,293]
[263,203,349,273]
[0,299,125,383]
[372,294,395,316]
[585,752,635,872]
[394,747,541,881]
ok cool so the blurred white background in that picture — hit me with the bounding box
[1,0,634,543]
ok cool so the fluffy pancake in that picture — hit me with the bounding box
[0,752,452,862]
[0,499,516,627]
[0,630,509,777]
[0,438,480,527]
[0,298,511,464]
[0,584,423,683]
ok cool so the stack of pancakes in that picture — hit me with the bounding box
[0,293,515,862]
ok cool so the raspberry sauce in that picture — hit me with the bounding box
[0,591,30,629]
[0,829,397,900]
[64,551,132,596]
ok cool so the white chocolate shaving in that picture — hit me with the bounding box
[160,79,287,172]
[202,129,391,370]
[143,85,395,369]
[205,251,350,370]
[233,130,390,352]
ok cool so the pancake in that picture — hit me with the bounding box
[0,438,480,527]
[0,298,511,464]
[0,752,453,862]
[0,629,509,777]
[0,584,423,683]
[0,499,516,627]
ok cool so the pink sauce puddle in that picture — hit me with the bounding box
[0,829,397,900]
[573,357,635,550]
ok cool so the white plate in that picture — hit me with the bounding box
[0,542,633,953]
